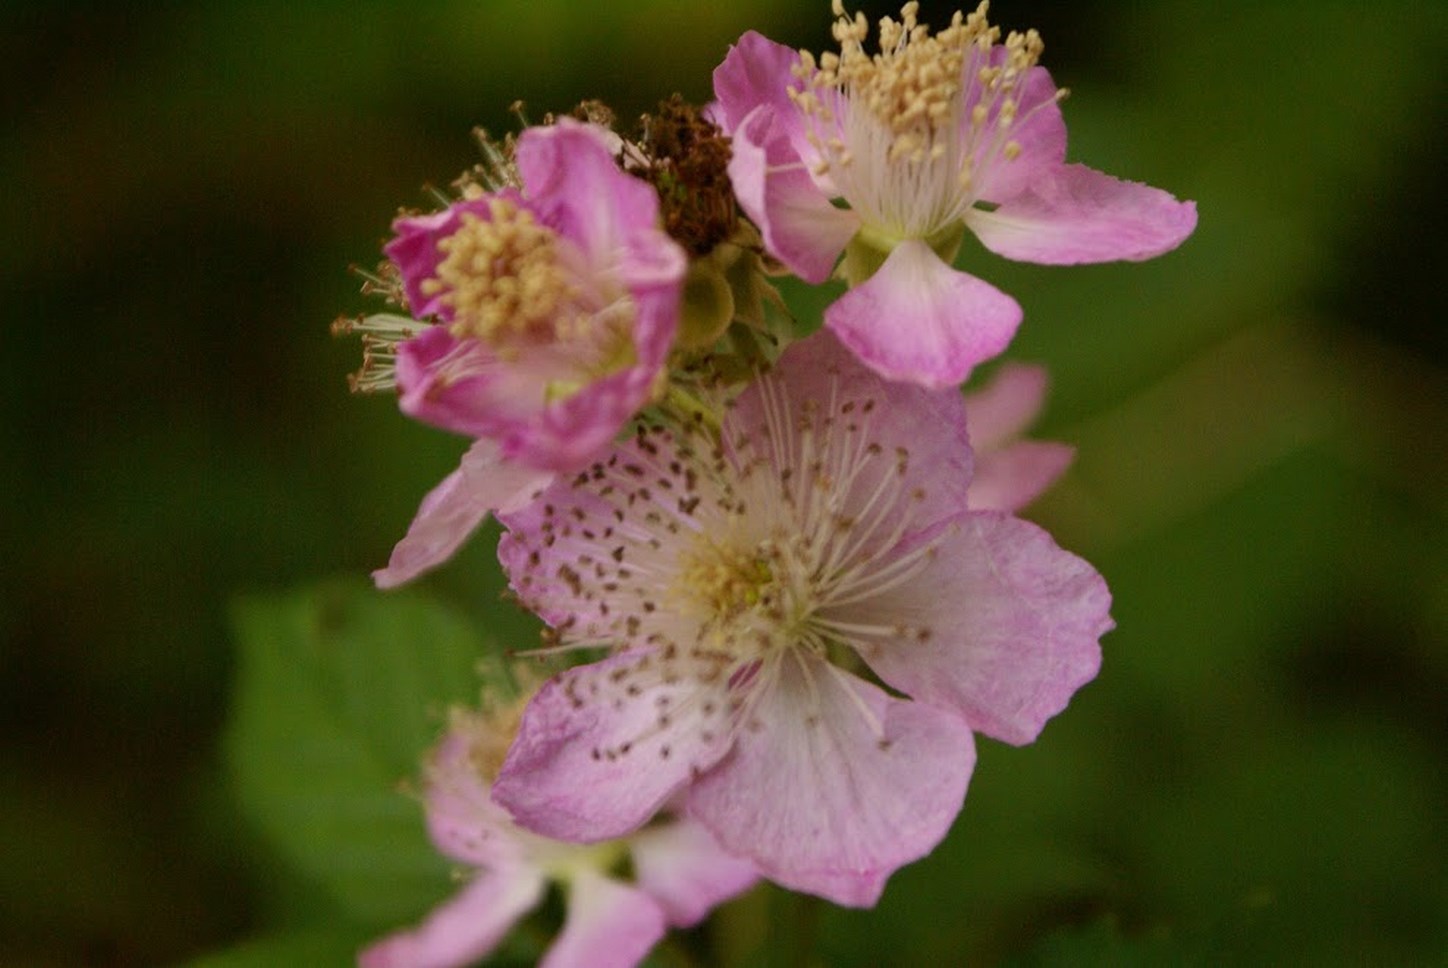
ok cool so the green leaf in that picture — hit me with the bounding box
[225,579,502,925]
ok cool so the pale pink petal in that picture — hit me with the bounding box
[420,728,531,869]
[728,328,974,536]
[687,653,974,907]
[825,238,1021,389]
[855,512,1112,745]
[965,59,1067,204]
[492,654,736,843]
[966,162,1198,265]
[962,363,1051,451]
[539,870,666,968]
[357,866,545,968]
[628,818,758,927]
[967,440,1075,513]
[373,439,552,589]
[729,105,860,284]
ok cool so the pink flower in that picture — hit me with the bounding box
[359,708,757,968]
[964,362,1074,512]
[711,3,1197,389]
[491,329,1112,906]
[373,119,688,586]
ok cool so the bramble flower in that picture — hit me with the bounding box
[711,1,1197,388]
[964,362,1073,512]
[388,119,685,469]
[359,700,757,968]
[371,119,688,586]
[491,329,1112,906]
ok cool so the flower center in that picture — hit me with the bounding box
[423,196,576,350]
[793,1,1060,238]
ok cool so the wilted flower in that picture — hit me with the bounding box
[491,330,1111,906]
[359,699,756,968]
[711,1,1197,388]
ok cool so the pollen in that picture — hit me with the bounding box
[679,538,775,620]
[422,196,575,347]
[794,2,1063,237]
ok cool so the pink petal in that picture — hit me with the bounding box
[967,440,1075,513]
[373,439,552,589]
[540,870,667,968]
[687,653,974,907]
[628,818,758,927]
[966,162,1198,265]
[420,727,532,870]
[492,654,736,843]
[729,105,860,284]
[710,31,804,138]
[856,512,1112,745]
[825,239,1021,389]
[962,363,1051,451]
[729,328,974,536]
[515,119,666,269]
[357,866,545,968]
[965,60,1067,205]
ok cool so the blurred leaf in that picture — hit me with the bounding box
[225,579,502,925]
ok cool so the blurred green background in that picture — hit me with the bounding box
[2,1,1444,965]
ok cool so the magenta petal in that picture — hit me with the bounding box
[357,866,545,968]
[629,818,758,927]
[492,654,735,843]
[688,655,974,907]
[825,239,1022,389]
[540,870,667,968]
[861,513,1112,745]
[967,440,1075,513]
[967,162,1198,265]
[516,119,663,266]
[729,106,860,284]
[373,439,552,589]
[711,31,802,136]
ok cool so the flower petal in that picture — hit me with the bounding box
[857,512,1112,745]
[710,31,803,139]
[962,362,1050,451]
[373,439,552,589]
[628,817,758,927]
[492,653,735,843]
[728,328,974,537]
[967,440,1075,513]
[729,105,860,284]
[966,61,1067,204]
[540,870,667,968]
[516,118,666,269]
[825,239,1021,389]
[966,162,1198,265]
[357,866,545,968]
[687,653,974,907]
[421,726,532,869]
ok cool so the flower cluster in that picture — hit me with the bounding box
[336,3,1193,964]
